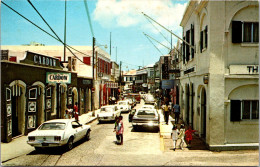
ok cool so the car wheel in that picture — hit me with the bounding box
[34,147,42,152]
[85,130,90,141]
[133,125,138,131]
[67,137,74,150]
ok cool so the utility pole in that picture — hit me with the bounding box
[119,61,122,99]
[63,0,67,62]
[92,37,95,114]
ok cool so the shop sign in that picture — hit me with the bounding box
[46,72,71,84]
[161,80,174,89]
[105,82,118,88]
[20,51,62,69]
[230,65,259,74]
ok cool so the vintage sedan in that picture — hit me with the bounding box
[144,94,156,105]
[27,119,91,151]
[132,109,160,131]
[97,105,121,123]
[116,100,131,113]
[140,104,155,110]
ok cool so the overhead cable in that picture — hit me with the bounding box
[27,0,85,64]
[1,1,91,60]
[83,0,95,38]
[143,33,164,56]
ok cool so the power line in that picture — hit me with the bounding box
[27,0,86,64]
[143,33,166,56]
[84,0,94,38]
[1,1,92,62]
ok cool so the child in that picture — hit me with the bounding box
[117,116,124,145]
[185,126,197,148]
[178,124,185,150]
[171,124,179,151]
[113,117,120,144]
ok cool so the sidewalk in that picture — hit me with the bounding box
[1,109,100,163]
[158,110,207,152]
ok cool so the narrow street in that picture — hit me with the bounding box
[2,102,259,166]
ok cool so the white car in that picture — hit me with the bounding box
[144,94,156,104]
[27,119,91,151]
[132,109,160,131]
[97,105,121,123]
[117,100,131,113]
[140,104,155,110]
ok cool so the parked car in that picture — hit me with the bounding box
[144,94,156,104]
[132,109,160,131]
[128,93,141,103]
[128,109,136,122]
[116,100,131,113]
[97,105,121,123]
[125,96,136,107]
[27,119,91,151]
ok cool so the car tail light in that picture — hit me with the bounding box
[28,136,35,141]
[54,136,61,141]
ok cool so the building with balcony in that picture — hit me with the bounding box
[179,0,258,150]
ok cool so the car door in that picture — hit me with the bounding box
[71,121,84,142]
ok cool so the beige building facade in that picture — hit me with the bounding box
[179,1,259,150]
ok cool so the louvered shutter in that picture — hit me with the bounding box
[232,21,242,43]
[230,100,241,121]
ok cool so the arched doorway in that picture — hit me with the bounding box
[201,87,207,139]
[185,84,190,125]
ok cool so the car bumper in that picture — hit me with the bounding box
[98,116,115,121]
[132,122,159,127]
[27,140,67,147]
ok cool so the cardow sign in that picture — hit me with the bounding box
[46,72,71,84]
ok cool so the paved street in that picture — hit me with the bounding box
[2,102,259,166]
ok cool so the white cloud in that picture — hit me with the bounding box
[93,0,187,34]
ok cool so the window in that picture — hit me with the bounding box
[230,100,259,121]
[9,56,17,62]
[243,22,259,43]
[232,21,259,43]
[200,26,208,52]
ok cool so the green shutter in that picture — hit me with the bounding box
[232,21,242,43]
[230,100,241,121]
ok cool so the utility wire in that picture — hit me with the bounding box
[143,33,164,56]
[144,15,171,47]
[144,32,171,50]
[27,0,85,64]
[1,1,91,61]
[84,0,94,38]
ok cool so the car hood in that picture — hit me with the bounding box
[28,130,65,137]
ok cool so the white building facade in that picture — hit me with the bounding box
[179,1,259,150]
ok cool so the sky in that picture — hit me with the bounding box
[1,0,188,71]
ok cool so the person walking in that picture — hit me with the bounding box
[116,116,124,145]
[67,105,73,119]
[185,126,197,148]
[163,101,170,125]
[178,124,185,150]
[64,105,70,119]
[171,124,179,151]
[173,104,180,124]
[73,102,79,122]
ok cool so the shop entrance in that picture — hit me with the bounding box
[11,95,22,137]
[201,87,207,139]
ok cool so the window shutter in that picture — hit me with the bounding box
[191,24,195,58]
[83,57,91,65]
[182,37,185,64]
[205,26,208,48]
[232,21,242,43]
[186,30,190,62]
[230,100,241,121]
[200,31,203,52]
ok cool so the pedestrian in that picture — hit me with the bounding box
[64,105,70,119]
[178,124,185,150]
[171,124,179,151]
[109,96,112,105]
[116,115,124,145]
[185,126,197,148]
[73,102,79,122]
[113,116,120,144]
[67,105,73,119]
[173,104,180,124]
[162,101,170,125]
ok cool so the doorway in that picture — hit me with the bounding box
[201,87,207,138]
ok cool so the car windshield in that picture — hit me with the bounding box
[137,110,155,116]
[39,123,66,130]
[101,107,113,112]
[142,106,153,109]
[118,102,127,105]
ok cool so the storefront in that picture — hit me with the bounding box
[1,51,77,143]
[77,77,92,114]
